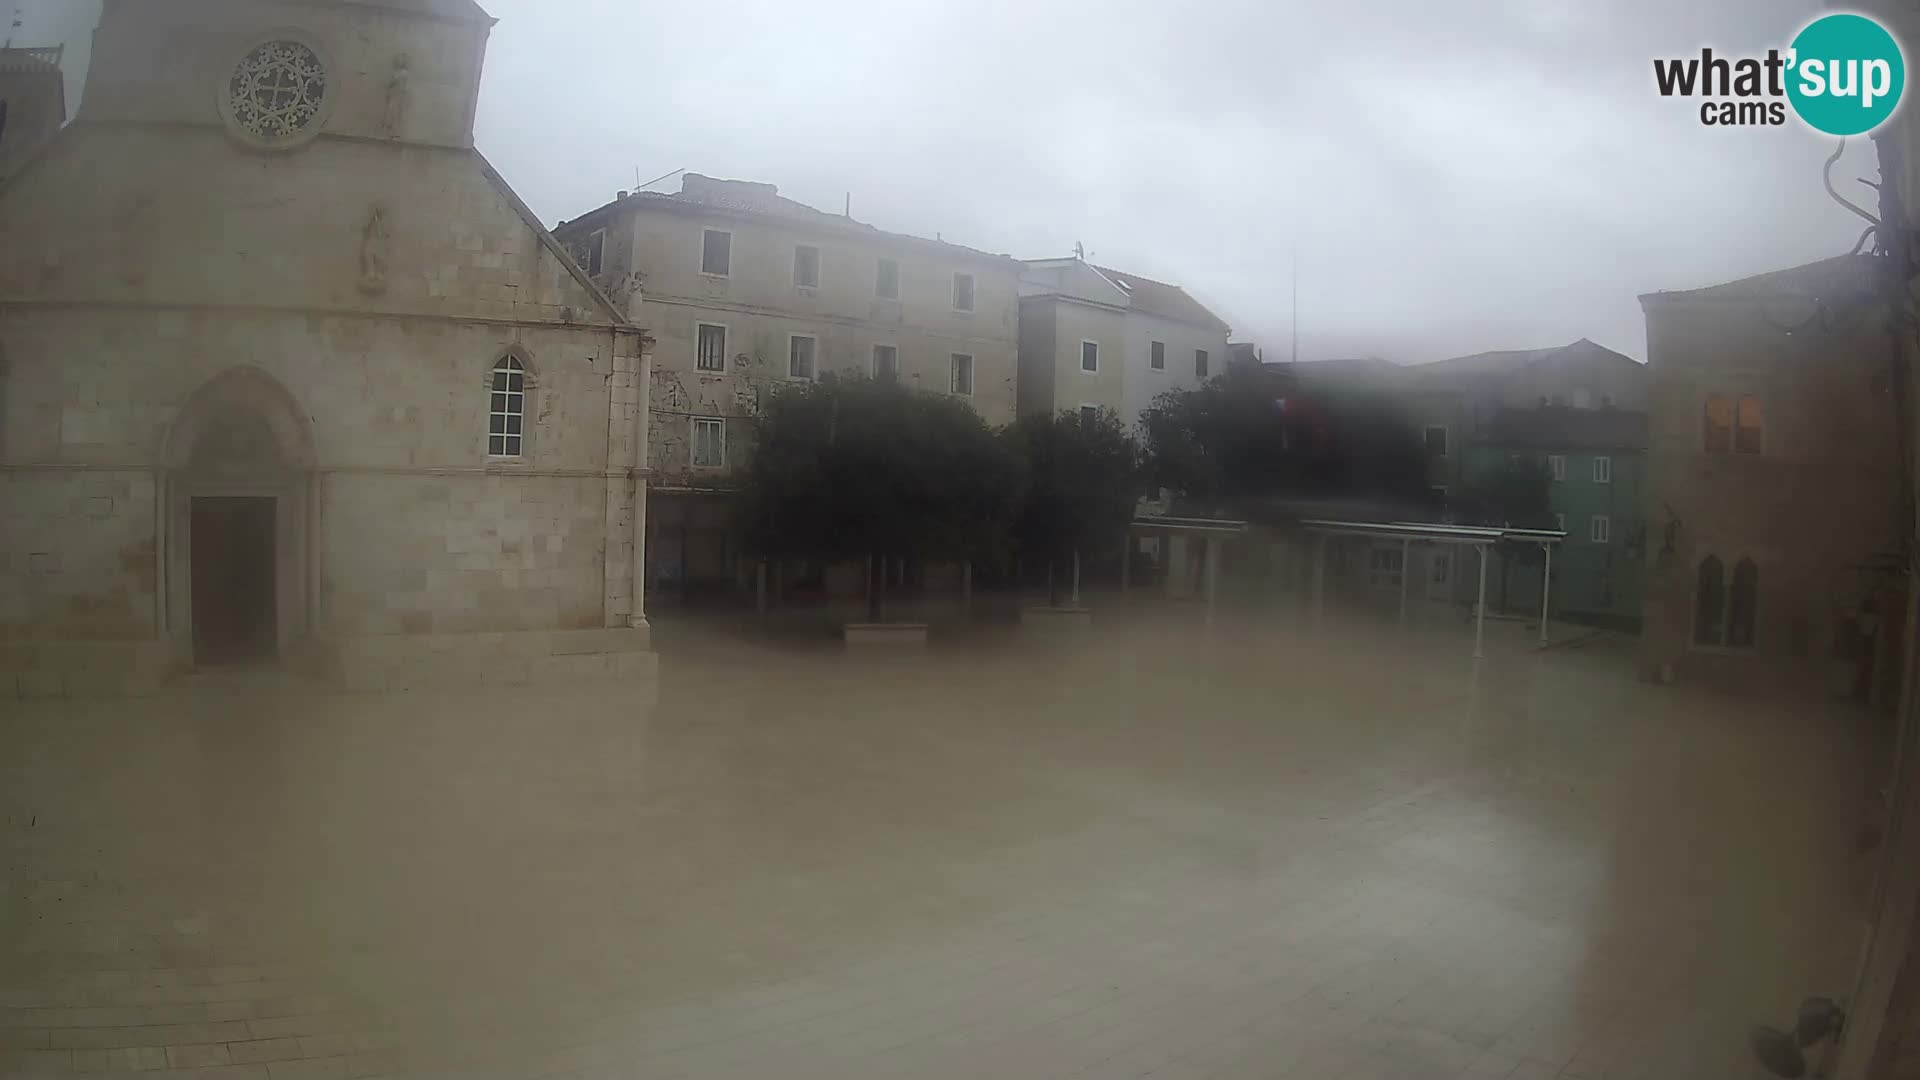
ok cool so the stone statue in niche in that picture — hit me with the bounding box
[359,202,390,294]
[383,53,411,138]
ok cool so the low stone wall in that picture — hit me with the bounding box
[843,622,928,646]
[319,627,657,695]
[1020,606,1093,630]
[2,628,657,700]
[0,641,170,699]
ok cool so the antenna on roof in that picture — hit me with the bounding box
[1290,250,1299,365]
[5,5,21,48]
[1073,241,1084,260]
[636,167,686,192]
[844,192,851,218]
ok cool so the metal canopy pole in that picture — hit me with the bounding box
[1398,537,1410,629]
[1120,534,1131,596]
[1204,534,1220,635]
[1539,542,1552,645]
[1474,544,1489,659]
[1313,534,1327,623]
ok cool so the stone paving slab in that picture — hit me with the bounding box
[0,618,1883,1079]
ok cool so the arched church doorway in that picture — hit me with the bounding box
[161,368,316,669]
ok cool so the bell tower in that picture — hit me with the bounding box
[0,42,64,181]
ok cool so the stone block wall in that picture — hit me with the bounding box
[0,0,653,697]
[321,472,609,637]
[82,0,488,150]
[1641,300,1901,685]
[0,469,157,644]
[0,129,606,329]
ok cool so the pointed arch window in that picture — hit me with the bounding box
[1695,554,1759,649]
[489,354,527,458]
[1694,555,1725,646]
[1728,557,1759,648]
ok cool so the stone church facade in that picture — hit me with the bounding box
[0,0,655,697]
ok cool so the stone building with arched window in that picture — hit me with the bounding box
[0,0,655,697]
[1639,255,1905,699]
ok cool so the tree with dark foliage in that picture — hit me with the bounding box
[742,374,1017,620]
[1005,407,1143,605]
[1456,454,1554,612]
[1138,364,1429,513]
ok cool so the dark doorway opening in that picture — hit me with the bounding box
[191,496,278,666]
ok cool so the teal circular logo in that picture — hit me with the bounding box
[1788,13,1906,135]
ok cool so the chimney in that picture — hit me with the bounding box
[616,190,629,200]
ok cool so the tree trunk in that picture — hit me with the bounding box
[865,551,879,623]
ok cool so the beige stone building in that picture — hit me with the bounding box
[553,175,1020,596]
[0,45,66,182]
[1016,256,1232,426]
[1638,256,1904,696]
[0,0,655,696]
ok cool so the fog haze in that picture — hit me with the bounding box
[14,0,1874,361]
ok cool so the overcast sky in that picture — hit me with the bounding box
[15,0,1877,362]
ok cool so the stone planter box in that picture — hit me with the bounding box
[843,622,930,646]
[1020,606,1093,632]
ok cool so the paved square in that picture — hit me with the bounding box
[1,616,1877,1078]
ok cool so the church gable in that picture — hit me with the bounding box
[0,0,623,328]
[0,130,623,327]
[85,0,488,149]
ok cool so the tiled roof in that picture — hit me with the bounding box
[1640,253,1883,304]
[1477,407,1648,451]
[1284,356,1405,384]
[565,174,1015,265]
[1409,345,1563,377]
[1090,264,1231,331]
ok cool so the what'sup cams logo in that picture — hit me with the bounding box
[1654,12,1906,135]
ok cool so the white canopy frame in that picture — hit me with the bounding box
[1124,516,1249,635]
[1300,520,1567,658]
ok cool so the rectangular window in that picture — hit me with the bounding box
[793,244,820,289]
[695,323,727,372]
[952,272,975,312]
[1735,396,1764,454]
[701,229,732,276]
[950,353,974,396]
[1081,340,1099,373]
[1592,455,1612,483]
[1150,341,1166,370]
[1431,553,1450,584]
[1079,405,1100,425]
[1367,546,1404,590]
[1590,514,1611,544]
[571,229,605,277]
[1424,425,1448,457]
[872,344,898,379]
[788,335,815,379]
[1705,395,1733,453]
[1548,454,1566,482]
[1195,349,1209,378]
[690,417,725,468]
[876,258,899,300]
